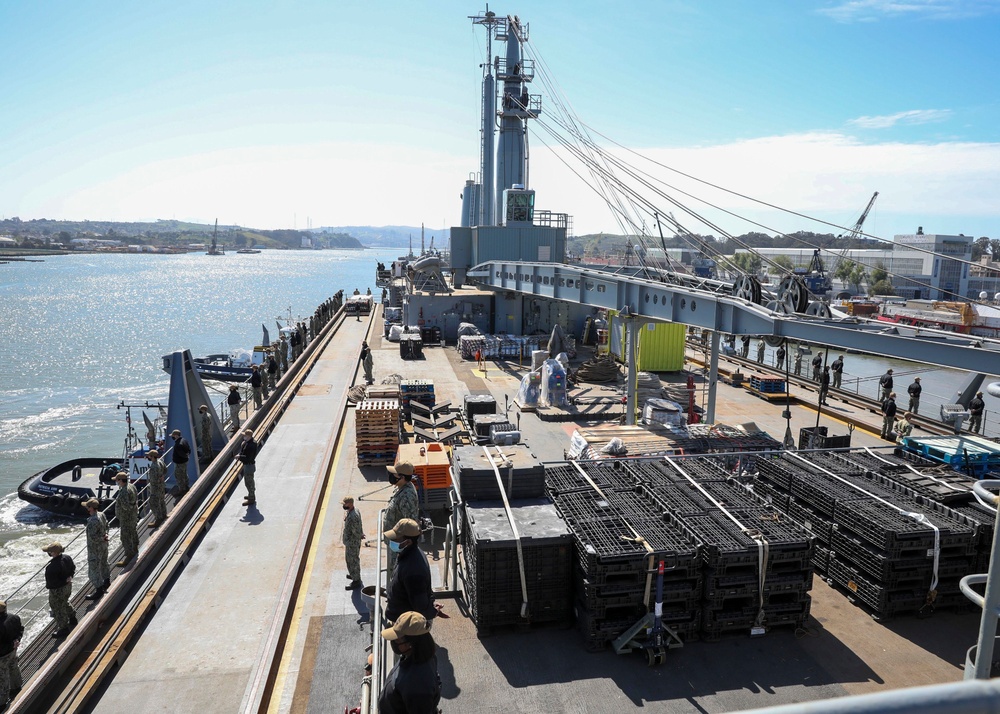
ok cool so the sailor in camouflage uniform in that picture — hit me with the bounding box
[267,348,278,391]
[83,498,111,599]
[384,462,420,570]
[42,543,76,638]
[146,449,167,528]
[342,496,365,590]
[114,470,139,566]
[199,405,214,462]
[278,335,289,373]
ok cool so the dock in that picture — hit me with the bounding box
[8,303,985,714]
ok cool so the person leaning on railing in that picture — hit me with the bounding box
[42,543,76,639]
[0,599,25,707]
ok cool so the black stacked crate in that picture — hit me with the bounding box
[671,482,814,640]
[473,413,512,440]
[463,498,574,633]
[951,502,997,573]
[464,394,497,424]
[753,452,979,618]
[544,461,639,497]
[452,444,545,500]
[550,483,702,651]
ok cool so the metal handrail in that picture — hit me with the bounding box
[368,508,387,714]
[8,473,156,639]
[961,480,1000,680]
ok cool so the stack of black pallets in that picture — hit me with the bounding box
[452,444,545,500]
[463,394,497,425]
[544,457,814,646]
[549,473,702,651]
[463,498,574,634]
[648,467,814,641]
[754,452,978,617]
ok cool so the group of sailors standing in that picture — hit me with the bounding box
[9,291,353,708]
[341,457,443,713]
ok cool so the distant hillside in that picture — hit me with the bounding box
[0,217,363,250]
[569,231,888,258]
[316,225,448,249]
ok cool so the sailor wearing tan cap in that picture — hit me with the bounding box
[383,519,436,625]
[378,611,441,713]
[114,470,139,566]
[146,449,167,528]
[83,498,110,600]
[384,462,419,532]
[42,543,77,638]
[342,496,365,590]
[384,462,419,571]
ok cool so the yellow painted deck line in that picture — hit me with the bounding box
[268,425,345,712]
[799,403,884,437]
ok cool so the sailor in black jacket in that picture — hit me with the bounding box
[237,429,258,506]
[42,542,77,638]
[170,429,192,495]
[383,519,436,624]
[1,599,25,704]
[378,612,441,714]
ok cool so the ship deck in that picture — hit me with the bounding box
[72,308,980,713]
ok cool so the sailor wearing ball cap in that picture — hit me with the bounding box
[83,498,110,600]
[377,611,441,714]
[384,462,419,533]
[42,543,76,638]
[383,519,436,624]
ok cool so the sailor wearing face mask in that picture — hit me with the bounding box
[384,462,419,571]
[383,519,436,626]
[378,612,441,714]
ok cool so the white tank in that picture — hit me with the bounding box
[979,291,989,300]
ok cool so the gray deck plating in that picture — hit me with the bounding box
[90,319,370,712]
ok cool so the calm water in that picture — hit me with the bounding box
[0,248,401,603]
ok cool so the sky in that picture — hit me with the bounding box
[1,0,999,243]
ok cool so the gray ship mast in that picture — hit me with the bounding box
[494,14,539,223]
[469,9,500,227]
[466,10,541,228]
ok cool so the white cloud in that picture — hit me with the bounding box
[819,0,1000,22]
[529,131,1000,238]
[15,131,1000,242]
[43,142,470,230]
[848,109,951,129]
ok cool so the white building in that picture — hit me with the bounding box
[892,232,972,300]
[734,232,975,300]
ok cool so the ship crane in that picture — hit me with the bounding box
[829,191,879,295]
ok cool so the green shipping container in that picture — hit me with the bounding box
[608,311,686,372]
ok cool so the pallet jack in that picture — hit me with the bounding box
[611,559,684,665]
